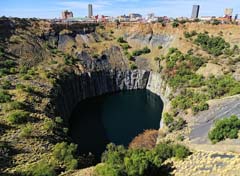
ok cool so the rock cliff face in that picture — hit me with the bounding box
[124,33,174,48]
[146,72,171,127]
[51,69,151,121]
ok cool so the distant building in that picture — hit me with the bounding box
[224,8,233,20]
[117,15,130,22]
[224,8,233,16]
[129,13,142,21]
[62,10,73,19]
[88,4,93,18]
[191,5,200,19]
[234,14,238,21]
[200,16,216,21]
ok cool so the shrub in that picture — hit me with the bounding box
[26,159,56,176]
[1,80,11,89]
[117,37,126,43]
[194,33,230,56]
[132,47,151,56]
[121,43,131,50]
[129,130,158,149]
[172,144,191,160]
[172,21,179,28]
[43,118,56,132]
[212,19,221,25]
[124,149,149,176]
[130,63,138,70]
[98,142,191,176]
[163,113,186,132]
[55,116,63,124]
[206,75,240,98]
[208,115,240,143]
[171,90,209,113]
[4,101,25,112]
[0,90,11,103]
[183,31,197,38]
[20,123,33,138]
[52,142,78,170]
[7,110,29,124]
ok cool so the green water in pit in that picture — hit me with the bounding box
[69,90,163,159]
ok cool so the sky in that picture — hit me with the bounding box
[0,0,239,19]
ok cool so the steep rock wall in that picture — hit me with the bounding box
[146,72,171,127]
[51,69,150,121]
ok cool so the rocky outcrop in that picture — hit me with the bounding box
[124,33,174,48]
[51,69,150,121]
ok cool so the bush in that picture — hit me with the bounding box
[132,47,151,56]
[4,101,25,112]
[171,90,209,113]
[172,21,179,28]
[183,31,197,38]
[117,37,126,43]
[208,115,240,143]
[7,110,29,124]
[172,144,191,160]
[1,80,11,89]
[43,118,56,132]
[20,123,33,138]
[121,43,131,50]
[97,142,191,176]
[52,142,78,170]
[163,113,186,132]
[129,130,158,150]
[130,63,138,70]
[26,159,56,176]
[0,90,11,103]
[55,116,63,124]
[206,75,240,98]
[194,33,230,56]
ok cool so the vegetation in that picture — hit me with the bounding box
[20,123,33,138]
[208,115,240,143]
[206,75,240,98]
[184,31,197,38]
[96,142,191,176]
[0,90,11,103]
[194,33,230,56]
[163,48,206,89]
[117,37,127,43]
[172,21,179,28]
[6,110,30,124]
[3,101,25,112]
[163,113,186,132]
[26,159,56,176]
[171,90,209,113]
[132,47,151,56]
[130,63,138,70]
[129,130,158,149]
[52,142,78,170]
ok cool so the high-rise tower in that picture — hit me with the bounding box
[191,5,200,19]
[88,4,93,18]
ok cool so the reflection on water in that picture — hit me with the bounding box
[69,90,163,159]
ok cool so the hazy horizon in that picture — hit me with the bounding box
[0,0,239,19]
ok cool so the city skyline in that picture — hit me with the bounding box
[0,0,239,19]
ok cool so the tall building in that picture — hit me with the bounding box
[191,5,200,19]
[62,10,73,19]
[88,4,93,18]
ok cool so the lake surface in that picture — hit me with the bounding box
[69,90,163,159]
